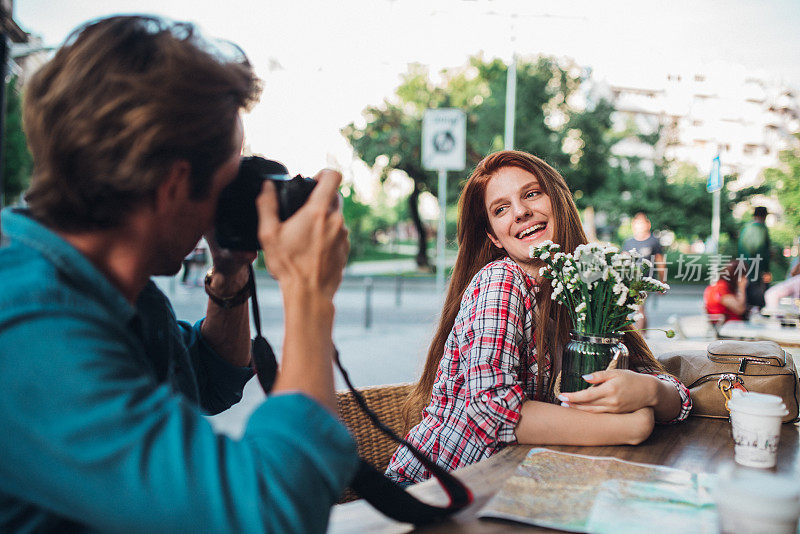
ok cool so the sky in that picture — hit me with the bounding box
[13,0,800,192]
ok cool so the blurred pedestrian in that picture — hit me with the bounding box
[764,262,800,310]
[623,212,665,330]
[183,237,209,286]
[737,206,771,311]
[703,260,748,325]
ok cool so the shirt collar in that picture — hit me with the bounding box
[1,207,137,322]
[501,256,539,293]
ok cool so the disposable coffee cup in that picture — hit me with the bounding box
[713,465,800,534]
[727,391,788,469]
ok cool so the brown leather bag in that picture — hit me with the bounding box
[657,340,800,423]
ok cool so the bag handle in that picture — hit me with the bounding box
[246,265,473,525]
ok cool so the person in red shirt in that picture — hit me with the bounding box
[386,151,691,485]
[704,260,748,324]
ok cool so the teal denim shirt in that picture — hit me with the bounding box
[0,208,358,533]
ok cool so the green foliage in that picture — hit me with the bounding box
[342,55,584,267]
[613,161,768,242]
[341,187,407,262]
[763,134,800,231]
[2,77,33,206]
[342,54,778,261]
[341,190,371,260]
[561,98,615,209]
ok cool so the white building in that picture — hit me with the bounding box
[604,61,800,187]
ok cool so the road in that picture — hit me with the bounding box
[154,271,708,437]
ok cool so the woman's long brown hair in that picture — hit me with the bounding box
[401,150,662,431]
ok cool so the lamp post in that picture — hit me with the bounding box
[707,151,723,255]
[484,10,586,151]
[503,15,517,150]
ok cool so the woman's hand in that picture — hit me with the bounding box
[557,369,660,414]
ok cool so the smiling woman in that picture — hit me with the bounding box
[484,167,555,274]
[385,150,691,486]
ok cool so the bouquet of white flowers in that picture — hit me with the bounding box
[529,241,670,336]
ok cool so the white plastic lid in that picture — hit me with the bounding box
[727,391,789,417]
[714,465,800,521]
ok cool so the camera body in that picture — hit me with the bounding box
[214,156,316,250]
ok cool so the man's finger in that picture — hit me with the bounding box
[255,180,280,240]
[306,169,342,210]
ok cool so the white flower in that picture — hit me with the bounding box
[612,281,627,295]
[529,242,668,333]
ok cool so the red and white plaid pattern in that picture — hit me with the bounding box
[386,258,691,485]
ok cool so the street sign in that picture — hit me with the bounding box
[707,154,722,193]
[422,109,466,171]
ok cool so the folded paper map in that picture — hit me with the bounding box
[478,448,717,533]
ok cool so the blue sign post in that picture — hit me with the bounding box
[707,154,722,193]
[708,154,722,253]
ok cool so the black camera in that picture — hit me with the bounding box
[214,156,316,250]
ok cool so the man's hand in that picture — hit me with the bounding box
[256,169,348,412]
[205,232,257,293]
[200,234,257,369]
[256,169,349,298]
[557,370,659,414]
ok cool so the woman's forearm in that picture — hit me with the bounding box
[650,375,682,422]
[514,400,654,446]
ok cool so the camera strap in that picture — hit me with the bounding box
[247,265,277,393]
[245,265,473,525]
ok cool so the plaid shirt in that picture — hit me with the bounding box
[386,258,691,485]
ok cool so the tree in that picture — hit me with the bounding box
[560,98,616,208]
[614,160,768,244]
[344,55,763,260]
[2,76,32,207]
[341,186,404,262]
[342,56,581,269]
[763,134,800,231]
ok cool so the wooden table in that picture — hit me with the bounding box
[328,418,800,533]
[718,321,800,348]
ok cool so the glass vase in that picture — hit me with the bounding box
[560,331,629,393]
